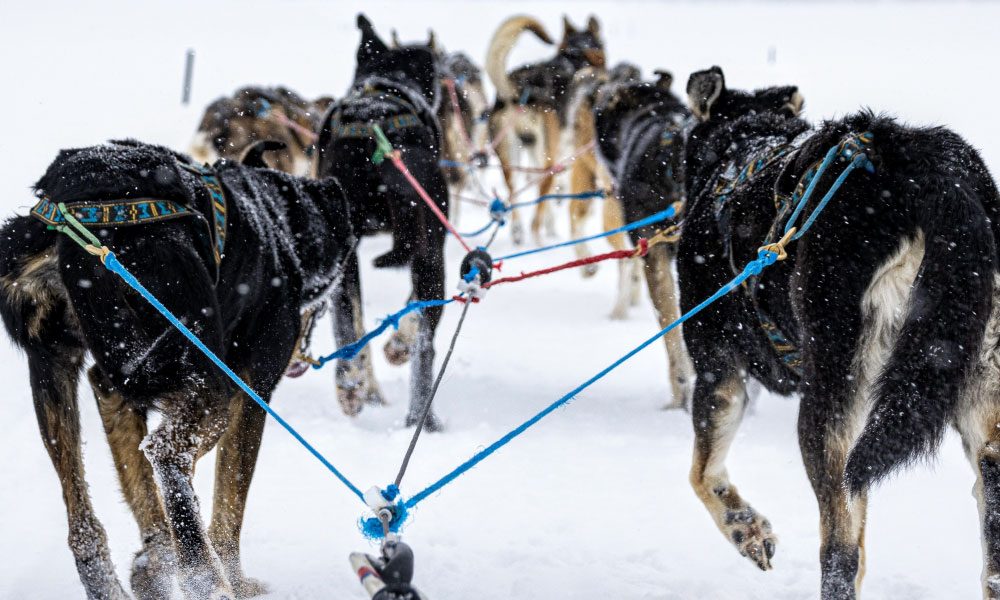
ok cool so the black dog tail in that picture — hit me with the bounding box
[844,125,999,494]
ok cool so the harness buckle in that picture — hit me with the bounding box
[758,227,797,262]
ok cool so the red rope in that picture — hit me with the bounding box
[483,239,648,290]
[388,151,472,252]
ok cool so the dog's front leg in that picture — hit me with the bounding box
[332,250,385,416]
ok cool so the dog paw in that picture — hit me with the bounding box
[511,222,525,245]
[608,305,628,321]
[581,263,599,278]
[337,382,367,417]
[373,249,410,269]
[384,335,411,365]
[230,575,268,599]
[723,507,776,571]
[130,540,176,600]
[405,411,444,432]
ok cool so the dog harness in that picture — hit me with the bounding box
[710,131,875,376]
[326,86,425,141]
[710,135,805,375]
[30,161,229,267]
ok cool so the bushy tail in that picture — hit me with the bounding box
[844,142,998,493]
[485,15,553,101]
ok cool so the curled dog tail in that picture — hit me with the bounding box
[486,15,553,101]
[844,125,999,494]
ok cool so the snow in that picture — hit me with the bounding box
[0,1,994,598]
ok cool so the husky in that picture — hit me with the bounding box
[0,139,353,599]
[315,14,449,428]
[190,85,332,176]
[591,68,695,409]
[485,14,606,245]
[679,66,1000,598]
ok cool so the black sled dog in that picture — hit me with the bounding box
[0,140,353,599]
[591,69,695,408]
[315,15,449,428]
[679,66,1000,598]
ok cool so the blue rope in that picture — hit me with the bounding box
[439,159,466,168]
[402,247,781,509]
[458,191,605,238]
[496,204,678,262]
[312,297,456,367]
[790,154,872,240]
[508,190,605,211]
[459,219,502,238]
[101,252,366,502]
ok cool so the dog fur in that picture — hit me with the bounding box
[679,66,1000,598]
[0,139,353,599]
[485,14,605,245]
[390,30,490,220]
[190,86,332,176]
[565,63,642,319]
[315,14,449,428]
[591,69,695,410]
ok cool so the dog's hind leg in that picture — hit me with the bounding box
[531,110,562,246]
[493,126,524,245]
[1,247,129,599]
[569,154,597,278]
[643,242,694,409]
[89,366,176,600]
[404,175,448,431]
[689,366,777,570]
[957,281,1000,599]
[142,388,232,600]
[332,250,385,416]
[603,196,634,320]
[27,342,130,599]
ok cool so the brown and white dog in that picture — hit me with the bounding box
[485,14,606,245]
[566,63,645,320]
[190,86,333,176]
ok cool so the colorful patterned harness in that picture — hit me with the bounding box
[30,161,229,267]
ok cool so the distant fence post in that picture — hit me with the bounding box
[182,49,195,105]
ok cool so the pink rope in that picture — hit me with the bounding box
[388,151,472,253]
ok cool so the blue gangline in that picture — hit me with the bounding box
[313,298,456,366]
[102,253,366,502]
[402,247,780,509]
[496,204,677,262]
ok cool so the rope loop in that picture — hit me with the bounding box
[758,227,797,262]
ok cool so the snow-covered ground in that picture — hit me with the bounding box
[0,1,996,598]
